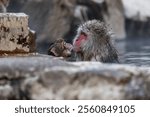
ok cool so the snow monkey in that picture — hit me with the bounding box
[73,20,119,63]
[48,38,73,59]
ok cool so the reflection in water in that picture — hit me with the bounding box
[116,38,150,66]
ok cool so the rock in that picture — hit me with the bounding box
[0,13,36,55]
[104,0,126,39]
[40,0,76,43]
[0,55,150,99]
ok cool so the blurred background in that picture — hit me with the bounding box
[7,0,150,66]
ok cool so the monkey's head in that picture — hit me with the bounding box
[73,20,110,53]
[48,38,73,58]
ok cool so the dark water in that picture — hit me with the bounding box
[116,38,150,67]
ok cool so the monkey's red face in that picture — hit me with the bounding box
[73,32,87,52]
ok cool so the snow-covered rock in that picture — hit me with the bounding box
[0,55,150,99]
[0,13,35,55]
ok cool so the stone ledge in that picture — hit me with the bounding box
[0,55,150,100]
[0,13,36,55]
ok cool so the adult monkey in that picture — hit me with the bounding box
[73,20,119,63]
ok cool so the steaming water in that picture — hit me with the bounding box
[116,38,150,67]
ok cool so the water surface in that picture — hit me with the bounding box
[116,38,150,67]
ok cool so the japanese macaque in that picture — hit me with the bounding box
[73,20,119,63]
[0,0,9,13]
[48,38,73,60]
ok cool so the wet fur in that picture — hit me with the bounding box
[73,20,119,63]
[48,38,73,59]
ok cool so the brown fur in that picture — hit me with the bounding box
[48,38,73,59]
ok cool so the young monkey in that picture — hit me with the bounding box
[73,20,119,63]
[48,38,73,60]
